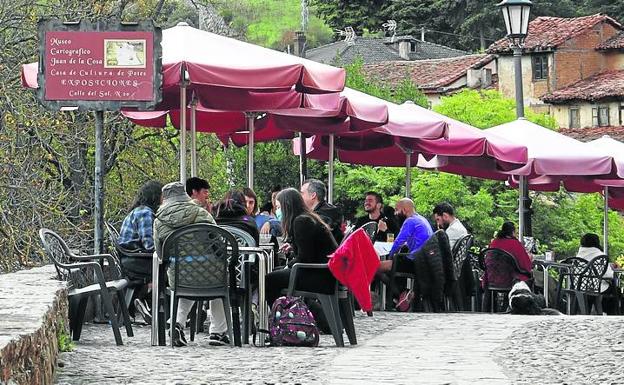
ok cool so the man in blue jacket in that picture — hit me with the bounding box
[378,198,433,272]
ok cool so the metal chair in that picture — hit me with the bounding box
[162,223,241,347]
[212,225,257,343]
[481,248,532,313]
[467,249,484,312]
[360,221,378,243]
[39,228,133,345]
[569,255,610,315]
[554,257,588,313]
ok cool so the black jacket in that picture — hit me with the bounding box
[289,213,338,266]
[412,230,453,311]
[314,201,343,244]
[214,201,260,245]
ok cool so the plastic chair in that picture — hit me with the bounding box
[39,228,133,345]
[286,263,356,347]
[162,223,241,347]
[481,247,532,313]
[445,234,474,311]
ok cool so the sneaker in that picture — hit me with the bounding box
[134,298,152,325]
[208,332,230,346]
[172,323,188,347]
[395,290,414,312]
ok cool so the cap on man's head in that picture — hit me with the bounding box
[162,182,191,204]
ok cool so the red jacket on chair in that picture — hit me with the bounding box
[328,228,380,312]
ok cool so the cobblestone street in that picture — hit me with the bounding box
[54,312,624,384]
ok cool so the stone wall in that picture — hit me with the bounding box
[0,265,68,385]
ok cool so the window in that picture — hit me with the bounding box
[592,105,610,127]
[569,107,580,129]
[409,41,416,52]
[532,55,548,80]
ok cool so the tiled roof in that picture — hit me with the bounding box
[306,38,403,65]
[389,36,468,60]
[488,14,622,54]
[362,54,495,91]
[597,31,624,50]
[306,36,467,65]
[559,127,624,142]
[542,70,624,103]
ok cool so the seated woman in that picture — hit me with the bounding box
[488,222,532,282]
[117,180,163,323]
[576,233,615,313]
[265,188,338,306]
[213,189,259,245]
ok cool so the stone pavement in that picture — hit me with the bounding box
[54,312,624,385]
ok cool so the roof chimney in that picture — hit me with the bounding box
[294,31,306,58]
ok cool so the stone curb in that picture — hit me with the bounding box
[0,265,68,385]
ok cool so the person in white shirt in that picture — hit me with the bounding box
[432,202,468,251]
[576,233,614,293]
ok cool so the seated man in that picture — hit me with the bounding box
[301,179,344,244]
[432,202,468,250]
[154,182,226,347]
[354,191,398,242]
[378,198,433,273]
[185,177,211,212]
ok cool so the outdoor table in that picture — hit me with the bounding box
[532,258,571,307]
[374,242,393,310]
[150,246,273,347]
[238,246,273,347]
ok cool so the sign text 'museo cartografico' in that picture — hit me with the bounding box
[44,31,154,101]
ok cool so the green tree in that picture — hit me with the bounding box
[433,89,558,129]
[345,59,429,107]
[432,89,624,259]
[212,0,334,49]
[311,0,387,35]
[582,0,624,23]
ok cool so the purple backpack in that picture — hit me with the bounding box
[268,296,319,347]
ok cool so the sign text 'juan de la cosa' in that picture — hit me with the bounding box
[37,19,162,111]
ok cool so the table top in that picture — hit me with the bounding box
[374,241,393,257]
[532,259,571,269]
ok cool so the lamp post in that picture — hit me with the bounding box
[498,0,532,241]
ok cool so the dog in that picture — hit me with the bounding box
[508,281,563,315]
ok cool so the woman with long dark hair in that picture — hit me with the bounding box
[117,180,163,324]
[213,189,259,245]
[265,188,338,306]
[488,221,532,281]
[118,180,163,271]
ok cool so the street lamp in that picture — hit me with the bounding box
[498,0,532,48]
[498,0,532,241]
